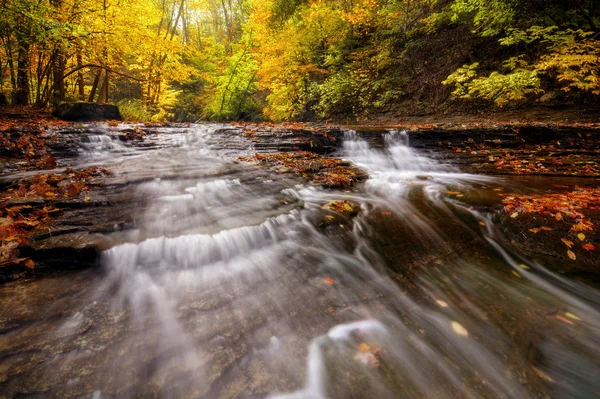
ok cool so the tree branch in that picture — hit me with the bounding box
[62,64,146,82]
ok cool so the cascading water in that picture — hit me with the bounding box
[1,125,599,398]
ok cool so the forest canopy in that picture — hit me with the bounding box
[1,0,598,121]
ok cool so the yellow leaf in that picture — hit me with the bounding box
[577,233,585,241]
[567,250,576,260]
[518,264,530,270]
[510,212,519,218]
[451,321,469,337]
[512,271,521,278]
[435,300,449,308]
[358,342,371,352]
[565,312,581,321]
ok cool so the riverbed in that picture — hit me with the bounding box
[1,124,599,398]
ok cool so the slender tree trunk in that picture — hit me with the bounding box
[53,52,66,105]
[14,40,30,105]
[96,71,108,104]
[88,71,101,102]
[77,51,85,100]
[2,37,17,92]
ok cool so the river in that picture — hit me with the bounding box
[1,124,599,398]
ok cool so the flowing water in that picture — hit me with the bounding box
[1,124,600,398]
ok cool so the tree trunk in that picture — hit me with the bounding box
[88,71,101,102]
[97,71,108,104]
[53,52,66,105]
[14,40,30,105]
[77,52,85,100]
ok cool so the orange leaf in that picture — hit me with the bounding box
[324,277,335,285]
[582,243,596,251]
[561,238,574,248]
[555,315,575,325]
[555,212,563,221]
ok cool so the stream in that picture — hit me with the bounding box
[1,124,600,398]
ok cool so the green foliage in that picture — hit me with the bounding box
[117,99,154,122]
[443,63,542,106]
[314,67,403,118]
[445,2,600,106]
[450,0,517,37]
[202,44,260,120]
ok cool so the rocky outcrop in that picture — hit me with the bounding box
[53,102,123,122]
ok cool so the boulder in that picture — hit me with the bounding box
[53,102,123,122]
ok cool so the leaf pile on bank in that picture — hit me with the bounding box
[4,167,110,200]
[238,151,365,188]
[0,120,65,172]
[0,167,110,279]
[388,121,600,132]
[503,187,599,259]
[417,124,600,178]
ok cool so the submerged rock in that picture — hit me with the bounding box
[53,102,123,122]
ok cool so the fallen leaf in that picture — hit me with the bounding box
[451,321,469,337]
[354,342,382,368]
[510,212,519,218]
[561,238,574,248]
[565,312,581,321]
[479,222,486,227]
[577,233,586,241]
[518,264,530,270]
[529,228,541,233]
[358,342,372,352]
[555,315,575,325]
[540,226,553,231]
[532,366,554,383]
[324,277,335,285]
[571,221,594,232]
[582,243,596,251]
[435,300,449,308]
[567,250,576,260]
[512,271,521,278]
[555,212,563,221]
[381,211,392,216]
